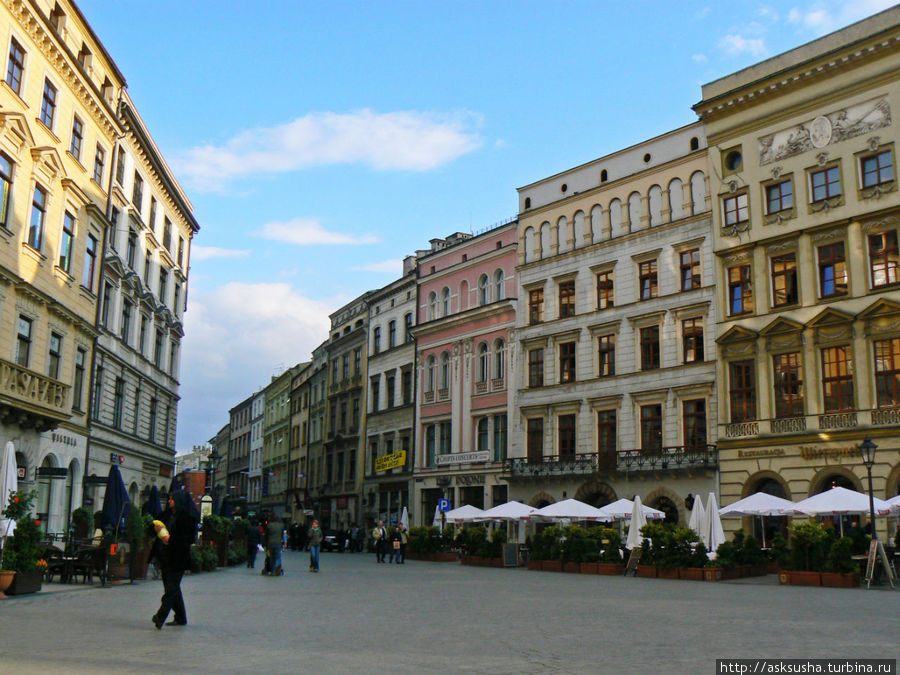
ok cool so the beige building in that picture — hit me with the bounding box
[260,364,300,516]
[286,361,312,525]
[695,7,900,539]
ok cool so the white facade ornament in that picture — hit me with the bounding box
[809,116,832,148]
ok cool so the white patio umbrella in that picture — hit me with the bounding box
[625,495,647,550]
[792,486,894,535]
[528,498,611,523]
[432,504,442,529]
[400,506,409,531]
[706,493,726,556]
[443,504,485,524]
[687,495,706,539]
[0,441,18,545]
[888,494,900,514]
[473,501,536,522]
[598,498,666,521]
[717,491,796,547]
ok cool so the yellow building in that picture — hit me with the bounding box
[695,7,900,539]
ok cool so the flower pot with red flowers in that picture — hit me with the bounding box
[2,490,44,596]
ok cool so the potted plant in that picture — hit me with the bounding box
[560,525,587,573]
[768,532,790,573]
[680,541,708,581]
[703,559,723,582]
[735,533,768,576]
[820,536,860,588]
[71,506,92,540]
[783,521,829,586]
[538,525,563,572]
[1,490,44,595]
[596,528,625,574]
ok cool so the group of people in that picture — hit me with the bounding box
[371,520,408,564]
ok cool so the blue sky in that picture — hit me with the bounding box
[74,0,896,450]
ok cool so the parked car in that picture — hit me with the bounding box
[321,531,341,552]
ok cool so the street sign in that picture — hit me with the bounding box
[434,451,490,466]
[438,498,450,512]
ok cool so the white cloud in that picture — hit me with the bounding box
[190,245,250,261]
[718,34,768,58]
[174,109,482,192]
[354,259,403,274]
[253,218,379,246]
[692,53,708,63]
[787,1,896,34]
[177,282,338,447]
[757,6,779,21]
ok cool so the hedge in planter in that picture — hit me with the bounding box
[1,490,44,595]
[821,536,860,588]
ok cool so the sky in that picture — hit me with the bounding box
[74,0,897,451]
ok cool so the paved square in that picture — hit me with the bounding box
[2,551,896,674]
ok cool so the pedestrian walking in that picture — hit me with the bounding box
[246,519,261,568]
[373,520,388,562]
[388,526,401,563]
[308,520,323,572]
[264,513,285,576]
[354,525,365,553]
[397,523,408,564]
[151,490,196,629]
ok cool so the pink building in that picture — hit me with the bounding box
[413,223,518,524]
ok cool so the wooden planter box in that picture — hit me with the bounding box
[749,564,769,577]
[580,562,599,574]
[820,572,860,588]
[597,562,624,575]
[679,567,705,581]
[563,562,581,574]
[489,557,503,568]
[636,565,657,578]
[657,567,680,579]
[527,559,543,571]
[7,570,42,595]
[542,560,562,572]
[721,568,741,581]
[736,566,752,578]
[704,568,723,582]
[782,570,822,586]
[433,552,457,562]
[766,562,783,574]
[132,545,151,580]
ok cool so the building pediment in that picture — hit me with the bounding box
[759,317,804,337]
[716,325,758,345]
[0,111,35,155]
[807,307,855,328]
[857,298,900,321]
[30,146,67,185]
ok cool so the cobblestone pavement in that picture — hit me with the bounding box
[2,550,897,674]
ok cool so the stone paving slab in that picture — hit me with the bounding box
[1,551,896,674]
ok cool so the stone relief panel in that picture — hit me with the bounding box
[758,96,891,166]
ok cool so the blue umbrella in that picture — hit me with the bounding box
[143,485,162,518]
[219,496,232,519]
[101,464,130,533]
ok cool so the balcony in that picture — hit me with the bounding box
[0,358,72,431]
[723,408,900,440]
[505,445,717,480]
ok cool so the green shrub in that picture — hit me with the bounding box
[530,525,563,561]
[441,524,456,552]
[824,536,856,574]
[714,541,738,569]
[1,490,42,573]
[769,532,790,567]
[228,541,247,566]
[596,527,623,563]
[560,525,594,563]
[691,542,709,568]
[789,521,830,572]
[639,522,697,569]
[735,534,767,566]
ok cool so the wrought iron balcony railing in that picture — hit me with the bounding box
[505,445,717,479]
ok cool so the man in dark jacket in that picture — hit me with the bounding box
[265,514,285,575]
[152,490,197,629]
[246,519,261,568]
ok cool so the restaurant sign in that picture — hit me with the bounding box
[435,451,490,466]
[799,446,857,461]
[375,451,407,473]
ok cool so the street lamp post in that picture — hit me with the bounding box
[857,437,878,541]
[206,448,221,512]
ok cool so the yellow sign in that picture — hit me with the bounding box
[375,451,406,473]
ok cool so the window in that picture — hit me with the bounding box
[126,229,137,268]
[354,347,361,374]
[680,249,701,291]
[143,256,151,284]
[773,352,803,418]
[405,313,413,342]
[860,149,894,188]
[493,339,505,380]
[341,353,349,380]
[388,320,396,348]
[771,253,798,307]
[120,300,133,344]
[100,282,113,328]
[596,271,614,309]
[428,291,437,320]
[528,347,544,388]
[874,338,900,408]
[68,116,85,161]
[477,418,489,452]
[115,147,126,185]
[148,397,157,442]
[132,172,143,211]
[58,212,75,273]
[479,275,489,305]
[402,368,412,404]
[113,378,124,428]
[729,360,756,423]
[558,280,575,318]
[640,326,660,370]
[723,193,749,227]
[728,264,753,315]
[439,421,451,455]
[558,414,576,461]
[597,335,615,377]
[816,242,847,298]
[528,288,544,324]
[15,315,32,367]
[559,342,576,383]
[154,328,164,368]
[494,269,505,300]
[810,166,841,202]
[682,318,704,363]
[158,268,167,303]
[47,332,61,379]
[526,418,543,463]
[0,153,12,229]
[425,355,435,393]
[821,346,853,412]
[169,341,178,374]
[40,79,57,129]
[441,287,450,316]
[425,425,436,466]
[6,38,25,94]
[765,179,793,214]
[373,326,381,354]
[869,231,899,288]
[28,185,47,251]
[477,342,488,383]
[640,404,663,450]
[385,375,394,408]
[72,347,86,411]
[683,399,707,448]
[638,260,658,300]
[92,366,103,420]
[178,237,185,268]
[138,314,148,355]
[493,414,507,462]
[163,218,172,251]
[92,144,105,184]
[597,410,616,457]
[370,377,380,412]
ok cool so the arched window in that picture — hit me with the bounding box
[494,338,505,380]
[690,136,700,152]
[440,351,450,390]
[691,171,707,215]
[524,227,537,263]
[557,216,571,254]
[477,342,489,382]
[478,274,490,306]
[428,291,437,320]
[668,178,684,220]
[600,169,608,182]
[441,287,450,316]
[524,197,531,209]
[573,211,585,248]
[425,355,435,392]
[608,199,622,238]
[628,191,642,230]
[591,205,603,243]
[494,269,505,300]
[540,222,551,259]
[648,185,662,226]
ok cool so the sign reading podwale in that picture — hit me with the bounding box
[375,451,407,473]
[435,451,490,466]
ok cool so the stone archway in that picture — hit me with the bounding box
[809,466,861,497]
[529,490,554,508]
[884,461,900,500]
[743,470,790,499]
[574,480,616,508]
[744,471,791,543]
[644,486,686,525]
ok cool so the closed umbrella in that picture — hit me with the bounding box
[219,496,232,519]
[400,506,409,531]
[706,493,726,556]
[625,495,647,550]
[432,504,442,528]
[143,485,162,518]
[101,464,130,534]
[687,494,706,541]
[0,441,18,543]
